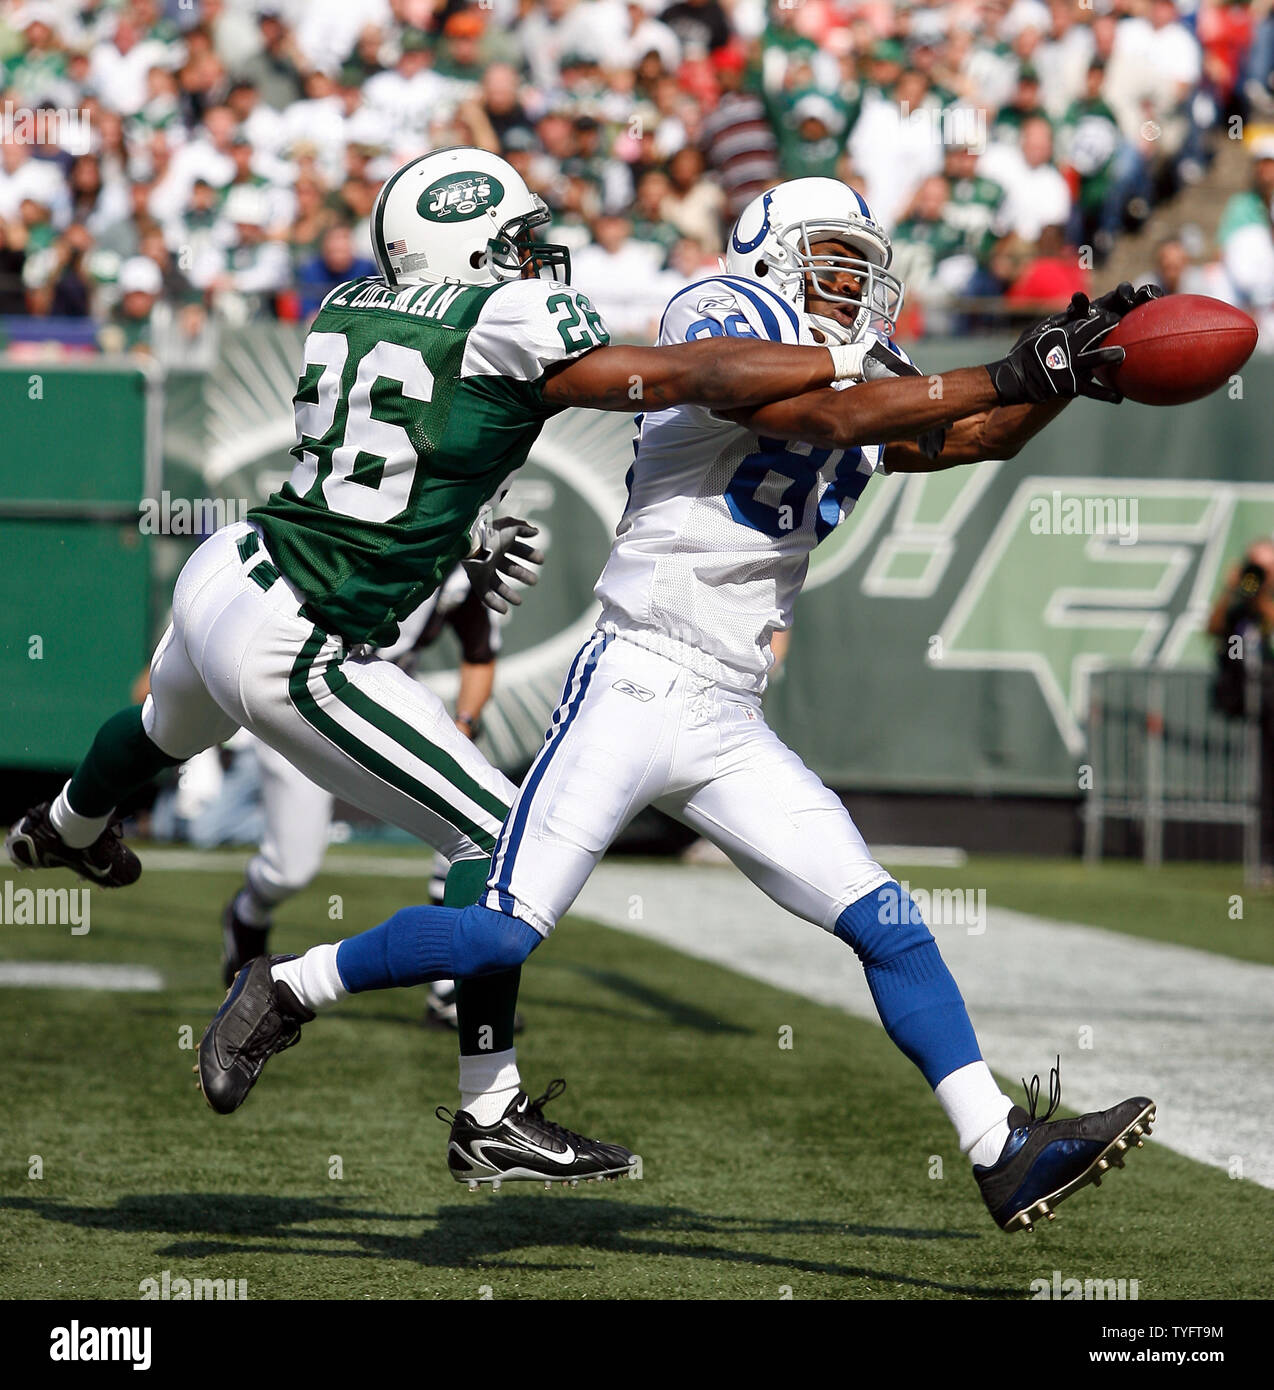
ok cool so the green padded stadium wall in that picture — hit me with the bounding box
[0,361,159,769]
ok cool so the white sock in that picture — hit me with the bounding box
[49,784,110,850]
[935,1061,1014,1167]
[459,1048,520,1126]
[271,944,347,1012]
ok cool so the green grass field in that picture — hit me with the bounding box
[2,852,1271,1301]
[925,855,1274,966]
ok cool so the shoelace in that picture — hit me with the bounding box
[524,1079,588,1146]
[92,820,128,858]
[435,1080,586,1145]
[1021,1055,1063,1126]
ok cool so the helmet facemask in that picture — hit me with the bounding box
[768,219,905,342]
[486,197,572,283]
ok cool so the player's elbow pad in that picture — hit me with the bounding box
[452,905,543,976]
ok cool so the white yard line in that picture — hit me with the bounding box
[137,848,435,877]
[137,845,969,875]
[0,962,163,991]
[572,863,1274,1190]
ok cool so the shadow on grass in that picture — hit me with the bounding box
[147,961,755,1035]
[536,962,753,1036]
[1,1192,1015,1298]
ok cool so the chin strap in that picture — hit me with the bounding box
[807,311,857,346]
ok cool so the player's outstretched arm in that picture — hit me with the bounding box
[539,340,856,413]
[716,367,1003,449]
[884,399,1070,472]
[886,285,1157,469]
[715,313,1124,451]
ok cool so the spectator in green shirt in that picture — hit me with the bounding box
[1060,61,1123,260]
[777,94,849,182]
[991,66,1051,147]
[942,144,1007,267]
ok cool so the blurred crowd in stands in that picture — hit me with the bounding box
[2,0,1274,356]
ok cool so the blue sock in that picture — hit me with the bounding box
[335,904,542,993]
[834,882,982,1088]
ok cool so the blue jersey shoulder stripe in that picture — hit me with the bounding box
[654,277,715,344]
[727,278,800,342]
[656,275,799,345]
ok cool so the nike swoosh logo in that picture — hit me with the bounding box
[471,1135,576,1167]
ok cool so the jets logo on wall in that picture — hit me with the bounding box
[418,173,504,222]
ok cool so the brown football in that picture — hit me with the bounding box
[1101,293,1258,405]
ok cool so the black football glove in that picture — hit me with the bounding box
[1011,283,1159,353]
[1010,291,1093,352]
[987,308,1125,406]
[463,515,544,615]
[1090,280,1163,320]
[861,340,946,460]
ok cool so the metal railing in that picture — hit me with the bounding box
[1082,664,1262,879]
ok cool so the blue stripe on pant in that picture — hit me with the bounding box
[489,631,611,915]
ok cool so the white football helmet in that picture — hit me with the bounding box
[724,177,904,343]
[371,146,570,288]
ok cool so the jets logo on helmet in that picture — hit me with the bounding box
[419,172,504,222]
[372,146,570,288]
[724,176,905,344]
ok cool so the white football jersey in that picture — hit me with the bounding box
[595,275,911,693]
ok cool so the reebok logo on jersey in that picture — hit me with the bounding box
[612,680,654,702]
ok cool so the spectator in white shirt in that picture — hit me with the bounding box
[1034,0,1095,119]
[363,31,450,151]
[291,0,391,78]
[981,116,1071,244]
[148,104,238,226]
[88,12,175,118]
[0,140,72,228]
[623,0,681,71]
[849,67,945,230]
[571,212,672,340]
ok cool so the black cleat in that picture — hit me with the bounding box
[197,955,314,1114]
[974,1059,1155,1233]
[221,896,270,988]
[422,979,525,1034]
[439,1079,636,1190]
[5,801,141,888]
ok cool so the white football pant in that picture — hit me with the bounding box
[143,522,513,864]
[483,630,892,935]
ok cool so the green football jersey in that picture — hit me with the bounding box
[251,275,609,647]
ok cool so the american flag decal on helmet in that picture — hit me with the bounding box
[386,238,407,253]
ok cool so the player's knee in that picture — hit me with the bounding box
[247,858,314,905]
[833,880,935,969]
[274,866,321,899]
[452,904,543,976]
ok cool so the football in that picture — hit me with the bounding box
[1102,293,1258,405]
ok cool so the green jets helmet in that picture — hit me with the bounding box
[371,146,571,288]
